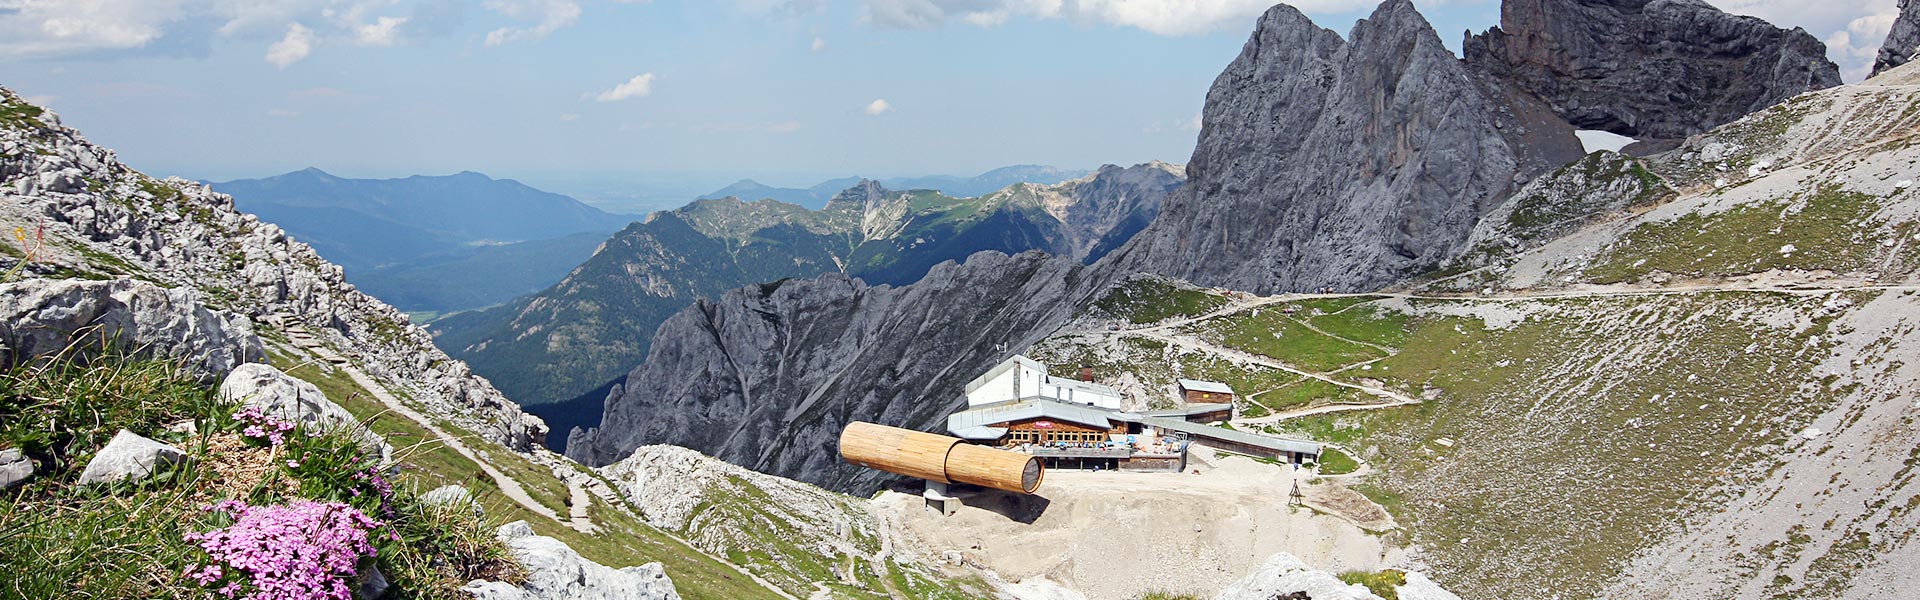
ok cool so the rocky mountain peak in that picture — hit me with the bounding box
[1110,0,1565,295]
[1876,0,1920,77]
[822,178,889,209]
[1464,0,1841,142]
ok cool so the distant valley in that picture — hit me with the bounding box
[212,168,635,317]
[431,162,1183,420]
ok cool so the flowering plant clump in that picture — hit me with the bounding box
[183,500,384,600]
[348,465,398,519]
[234,406,297,446]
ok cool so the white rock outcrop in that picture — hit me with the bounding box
[0,447,32,489]
[463,521,680,600]
[0,86,543,450]
[0,278,263,382]
[1212,553,1419,600]
[76,429,185,485]
[217,363,388,458]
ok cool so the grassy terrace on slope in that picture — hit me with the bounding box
[1184,306,1387,372]
[1032,335,1301,413]
[264,342,783,600]
[0,354,520,599]
[1093,276,1230,324]
[1584,185,1899,283]
[1502,153,1669,235]
[667,471,995,600]
[1266,292,1855,599]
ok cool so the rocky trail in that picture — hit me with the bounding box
[1081,277,1920,443]
[276,318,595,533]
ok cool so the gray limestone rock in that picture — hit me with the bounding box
[1213,553,1383,600]
[1876,0,1920,77]
[462,521,680,600]
[217,363,390,460]
[1111,0,1577,295]
[76,429,184,485]
[568,250,1114,492]
[0,278,264,382]
[0,448,32,489]
[0,85,544,451]
[357,562,390,600]
[1464,0,1842,142]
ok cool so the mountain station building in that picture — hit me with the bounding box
[947,356,1321,471]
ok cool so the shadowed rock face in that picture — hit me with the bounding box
[1464,0,1840,141]
[1110,0,1578,296]
[567,251,1116,492]
[1877,0,1920,77]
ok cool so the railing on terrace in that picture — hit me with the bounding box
[1021,446,1135,458]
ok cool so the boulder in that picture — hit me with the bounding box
[1397,571,1464,600]
[217,363,389,460]
[356,561,390,600]
[76,429,184,485]
[1213,554,1382,600]
[0,278,264,383]
[0,448,33,489]
[463,521,680,600]
[421,484,481,515]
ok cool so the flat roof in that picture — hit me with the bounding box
[947,397,1319,456]
[1048,376,1122,398]
[1140,402,1233,418]
[1177,379,1236,394]
[1138,416,1322,456]
[963,355,1048,394]
[947,397,1121,440]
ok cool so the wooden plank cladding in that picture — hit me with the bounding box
[839,421,1044,494]
[839,421,961,483]
[948,442,1043,494]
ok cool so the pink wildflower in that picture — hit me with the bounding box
[183,500,384,600]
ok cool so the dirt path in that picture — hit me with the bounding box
[332,361,588,532]
[1132,330,1419,406]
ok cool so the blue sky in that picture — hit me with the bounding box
[0,0,1899,212]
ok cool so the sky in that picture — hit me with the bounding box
[0,0,1903,212]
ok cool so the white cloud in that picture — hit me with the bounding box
[810,36,827,51]
[266,23,315,68]
[862,0,1322,36]
[0,0,178,59]
[864,98,893,115]
[733,0,828,15]
[354,15,408,47]
[0,1,435,62]
[768,120,802,133]
[595,73,656,102]
[267,108,300,117]
[559,112,580,121]
[484,0,583,46]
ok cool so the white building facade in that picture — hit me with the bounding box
[963,355,1124,410]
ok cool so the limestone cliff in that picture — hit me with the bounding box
[1111,0,1579,295]
[1876,0,1920,77]
[567,251,1115,491]
[1464,0,1841,143]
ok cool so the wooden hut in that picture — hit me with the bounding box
[839,421,1043,494]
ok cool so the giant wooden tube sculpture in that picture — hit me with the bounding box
[839,421,1043,494]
